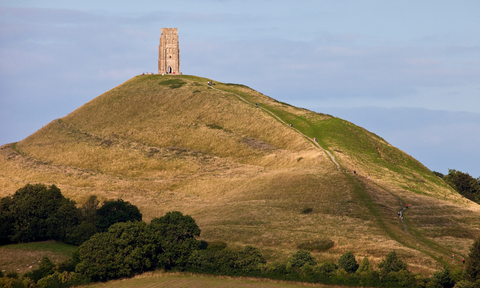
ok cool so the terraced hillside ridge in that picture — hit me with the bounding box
[1,74,479,275]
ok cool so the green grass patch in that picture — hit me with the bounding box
[2,241,78,257]
[158,79,186,89]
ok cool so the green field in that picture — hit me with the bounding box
[0,241,77,274]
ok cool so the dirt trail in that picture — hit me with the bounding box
[206,84,341,171]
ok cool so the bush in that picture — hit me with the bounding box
[24,257,55,282]
[432,267,455,288]
[289,250,317,268]
[297,239,334,252]
[466,237,480,282]
[357,257,372,273]
[378,251,407,276]
[301,207,313,214]
[453,280,477,288]
[338,251,358,273]
[186,245,265,275]
[206,241,227,251]
[314,262,338,276]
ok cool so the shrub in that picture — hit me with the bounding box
[297,239,334,252]
[432,267,455,288]
[300,207,313,214]
[466,237,480,282]
[289,250,317,268]
[453,280,477,288]
[24,257,56,282]
[378,251,407,276]
[357,257,372,273]
[338,251,359,273]
[314,262,338,276]
[187,245,265,276]
[206,241,227,251]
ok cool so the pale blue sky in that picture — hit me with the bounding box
[1,0,479,176]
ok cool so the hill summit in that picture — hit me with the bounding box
[1,74,479,274]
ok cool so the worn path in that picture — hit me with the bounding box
[206,84,341,171]
[202,80,464,263]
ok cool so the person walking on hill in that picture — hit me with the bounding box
[406,204,409,209]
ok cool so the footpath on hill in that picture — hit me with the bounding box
[180,76,464,268]
[204,83,341,172]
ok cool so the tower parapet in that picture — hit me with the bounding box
[158,28,181,74]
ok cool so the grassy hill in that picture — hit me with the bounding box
[1,74,479,275]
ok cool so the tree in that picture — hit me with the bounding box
[378,251,407,276]
[64,196,101,245]
[338,251,359,273]
[357,257,372,273]
[0,196,14,244]
[76,221,153,281]
[444,169,480,204]
[5,184,81,242]
[432,267,455,288]
[466,237,480,282]
[288,250,317,268]
[149,211,201,269]
[96,199,142,232]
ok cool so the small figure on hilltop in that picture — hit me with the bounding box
[406,204,409,209]
[463,257,465,264]
[255,103,258,107]
[354,170,356,174]
[313,137,317,142]
[452,254,455,259]
[290,124,292,127]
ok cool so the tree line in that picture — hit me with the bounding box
[1,183,480,288]
[0,183,142,245]
[434,169,480,204]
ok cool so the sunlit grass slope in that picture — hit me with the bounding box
[0,74,479,275]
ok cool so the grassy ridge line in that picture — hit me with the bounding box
[202,82,340,171]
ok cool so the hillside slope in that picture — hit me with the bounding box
[1,74,479,274]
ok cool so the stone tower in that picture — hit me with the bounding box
[158,28,181,74]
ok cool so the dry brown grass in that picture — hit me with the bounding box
[0,74,479,275]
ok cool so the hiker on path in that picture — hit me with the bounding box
[256,103,258,107]
[463,258,465,264]
[354,170,356,174]
[290,124,292,127]
[406,204,409,209]
[314,137,317,142]
[452,254,455,259]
